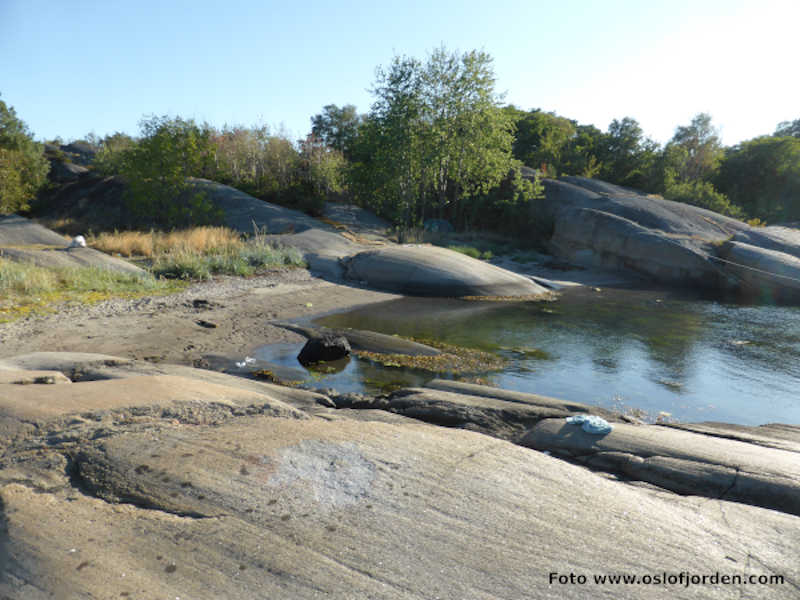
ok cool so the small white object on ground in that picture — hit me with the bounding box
[235,356,256,368]
[566,414,613,435]
[69,235,87,248]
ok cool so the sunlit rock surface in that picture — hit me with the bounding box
[0,353,797,599]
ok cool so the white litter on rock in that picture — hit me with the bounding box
[566,414,613,435]
[69,235,87,248]
[235,356,256,368]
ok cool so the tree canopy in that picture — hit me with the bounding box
[310,104,361,158]
[348,47,537,231]
[0,95,49,214]
[716,135,800,222]
[775,119,800,139]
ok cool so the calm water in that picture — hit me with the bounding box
[255,288,800,426]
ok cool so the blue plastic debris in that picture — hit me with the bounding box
[566,414,613,435]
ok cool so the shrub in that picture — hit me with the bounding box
[663,179,743,219]
[116,116,222,228]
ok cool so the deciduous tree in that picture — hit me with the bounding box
[0,95,49,213]
[349,47,536,231]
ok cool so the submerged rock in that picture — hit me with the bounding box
[273,321,442,356]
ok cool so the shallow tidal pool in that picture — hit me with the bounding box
[255,287,800,426]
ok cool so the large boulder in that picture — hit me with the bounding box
[47,159,89,183]
[297,334,351,366]
[539,177,749,289]
[535,176,800,302]
[343,245,551,298]
[717,240,800,301]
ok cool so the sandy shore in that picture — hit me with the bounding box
[0,268,400,365]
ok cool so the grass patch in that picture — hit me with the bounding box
[0,258,184,322]
[89,226,243,258]
[88,226,306,280]
[447,245,494,260]
[151,241,305,280]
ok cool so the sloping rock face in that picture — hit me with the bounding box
[189,178,330,234]
[0,215,144,275]
[717,240,800,301]
[522,418,800,517]
[540,177,748,288]
[43,143,96,183]
[47,159,89,183]
[732,226,800,258]
[344,245,551,298]
[0,214,70,246]
[536,177,800,302]
[537,177,800,301]
[1,353,798,599]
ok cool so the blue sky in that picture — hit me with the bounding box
[1,0,797,146]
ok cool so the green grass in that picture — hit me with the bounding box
[447,245,494,261]
[151,241,306,280]
[0,220,307,323]
[0,258,184,322]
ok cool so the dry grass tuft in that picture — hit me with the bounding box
[89,227,243,258]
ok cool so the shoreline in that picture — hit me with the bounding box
[1,266,798,598]
[0,267,401,366]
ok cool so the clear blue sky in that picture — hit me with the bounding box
[2,0,797,146]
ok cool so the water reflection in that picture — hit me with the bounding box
[255,287,800,426]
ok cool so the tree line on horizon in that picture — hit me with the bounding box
[2,47,800,232]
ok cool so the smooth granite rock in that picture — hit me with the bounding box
[1,354,798,598]
[343,245,552,298]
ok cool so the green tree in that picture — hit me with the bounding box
[506,107,576,176]
[209,125,301,200]
[664,113,723,184]
[598,117,660,189]
[298,135,345,198]
[716,135,800,222]
[661,178,742,218]
[349,54,424,227]
[119,115,220,227]
[349,47,536,230]
[658,114,740,217]
[562,124,604,178]
[310,104,361,157]
[775,119,800,138]
[0,95,49,213]
[93,131,137,175]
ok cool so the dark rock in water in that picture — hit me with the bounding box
[297,335,351,366]
[273,321,442,356]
